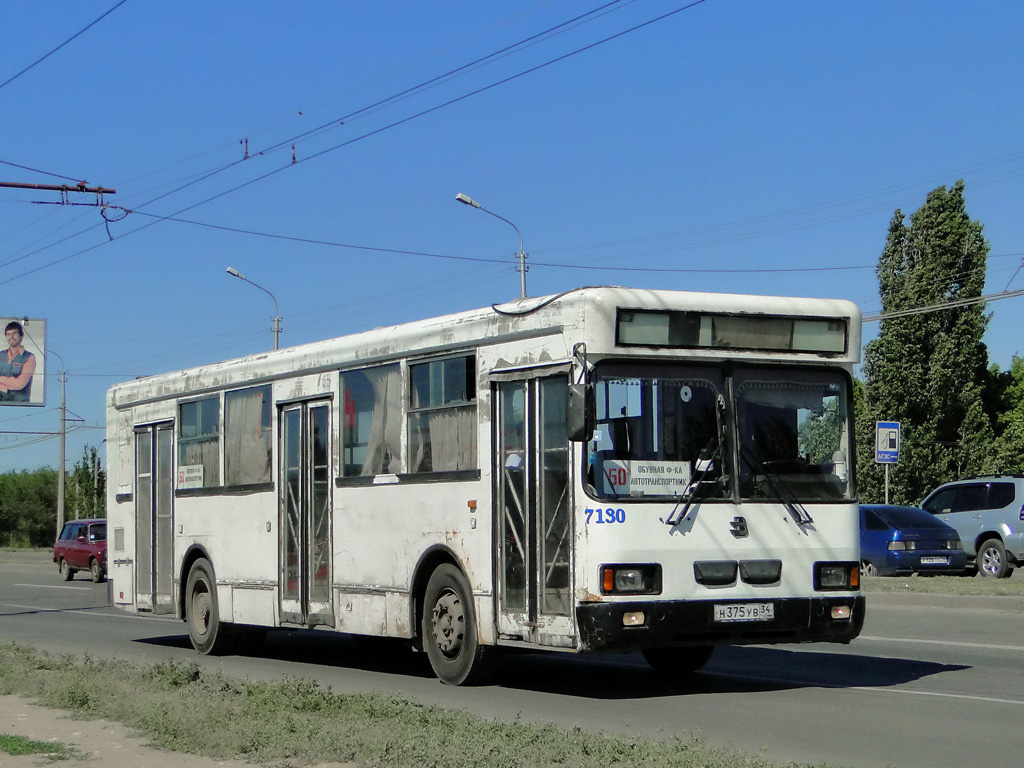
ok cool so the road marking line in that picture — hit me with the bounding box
[850,685,1024,706]
[0,602,170,621]
[858,634,1024,652]
[713,671,1024,707]
[14,583,93,590]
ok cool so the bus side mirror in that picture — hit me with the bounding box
[567,383,594,442]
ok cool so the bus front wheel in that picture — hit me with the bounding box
[421,564,494,685]
[185,558,234,655]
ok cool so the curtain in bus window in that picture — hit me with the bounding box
[225,386,272,485]
[361,365,401,475]
[410,406,476,472]
[181,440,219,486]
[178,397,220,487]
[408,355,477,474]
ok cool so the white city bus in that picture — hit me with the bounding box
[106,286,863,684]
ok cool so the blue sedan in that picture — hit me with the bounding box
[860,504,967,577]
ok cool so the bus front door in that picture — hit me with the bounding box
[134,423,174,614]
[279,401,334,627]
[495,376,574,647]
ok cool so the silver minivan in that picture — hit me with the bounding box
[921,477,1024,578]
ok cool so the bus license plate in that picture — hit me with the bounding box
[920,556,948,565]
[714,602,774,623]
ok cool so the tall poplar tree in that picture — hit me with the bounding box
[858,180,993,503]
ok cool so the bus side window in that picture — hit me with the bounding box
[408,355,478,473]
[224,385,272,486]
[341,364,402,476]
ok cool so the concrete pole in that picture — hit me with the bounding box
[57,368,66,535]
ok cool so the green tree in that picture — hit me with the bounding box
[858,180,993,503]
[66,445,105,521]
[0,468,58,547]
[990,355,1024,472]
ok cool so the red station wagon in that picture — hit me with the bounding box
[53,518,107,582]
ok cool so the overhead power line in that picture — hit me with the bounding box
[111,206,874,275]
[0,0,130,91]
[862,288,1024,322]
[0,0,711,285]
[0,160,84,184]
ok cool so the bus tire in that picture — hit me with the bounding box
[421,564,494,685]
[185,558,234,655]
[642,645,714,676]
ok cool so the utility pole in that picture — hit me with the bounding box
[57,368,67,533]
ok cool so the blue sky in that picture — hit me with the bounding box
[2,0,1023,472]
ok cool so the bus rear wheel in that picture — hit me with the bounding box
[642,645,714,676]
[185,558,234,655]
[421,564,493,685]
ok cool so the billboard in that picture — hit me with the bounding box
[0,317,45,407]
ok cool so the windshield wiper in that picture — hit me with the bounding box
[662,441,721,526]
[739,445,813,525]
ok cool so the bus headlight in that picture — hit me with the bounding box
[814,562,859,591]
[600,564,662,595]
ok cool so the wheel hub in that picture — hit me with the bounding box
[430,589,464,657]
[192,592,212,636]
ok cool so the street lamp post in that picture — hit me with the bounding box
[226,267,281,350]
[455,193,528,299]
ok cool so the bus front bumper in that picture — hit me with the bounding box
[576,595,865,653]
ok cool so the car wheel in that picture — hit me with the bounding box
[421,563,494,685]
[642,646,714,677]
[185,558,235,655]
[860,560,878,578]
[977,538,1011,579]
[89,558,105,583]
[59,558,73,581]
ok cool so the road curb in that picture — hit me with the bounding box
[865,590,1024,613]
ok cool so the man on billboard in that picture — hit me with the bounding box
[0,321,37,402]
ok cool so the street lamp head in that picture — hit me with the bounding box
[455,192,480,209]
[226,266,244,279]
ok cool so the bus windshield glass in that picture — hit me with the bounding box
[735,367,852,502]
[586,363,853,502]
[588,363,727,500]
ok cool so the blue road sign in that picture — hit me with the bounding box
[876,421,900,464]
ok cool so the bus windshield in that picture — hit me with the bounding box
[586,363,853,502]
[734,367,852,502]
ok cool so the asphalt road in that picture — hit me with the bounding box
[2,550,1022,768]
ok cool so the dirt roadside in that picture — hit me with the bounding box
[0,695,357,768]
[0,694,266,767]
[0,549,355,767]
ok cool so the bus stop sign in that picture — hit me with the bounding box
[875,421,900,463]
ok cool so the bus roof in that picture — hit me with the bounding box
[108,286,861,408]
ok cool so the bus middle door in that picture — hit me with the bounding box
[279,400,334,627]
[495,375,574,647]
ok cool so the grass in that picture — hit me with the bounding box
[0,733,74,760]
[0,643,848,768]
[861,573,1024,596]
